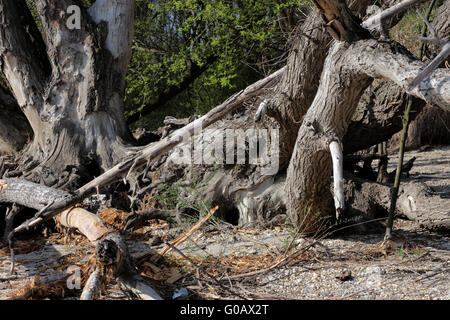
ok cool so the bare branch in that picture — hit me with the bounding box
[362,0,426,31]
[409,42,450,89]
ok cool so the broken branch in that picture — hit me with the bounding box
[154,206,218,261]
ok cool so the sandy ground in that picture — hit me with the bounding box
[0,146,449,300]
[388,145,450,198]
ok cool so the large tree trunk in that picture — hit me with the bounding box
[285,0,450,233]
[0,0,135,188]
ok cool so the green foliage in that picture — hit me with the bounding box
[126,0,308,129]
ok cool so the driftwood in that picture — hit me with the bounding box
[0,178,162,300]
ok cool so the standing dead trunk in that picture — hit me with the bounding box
[0,0,135,188]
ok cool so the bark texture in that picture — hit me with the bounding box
[285,40,373,231]
[345,176,450,232]
[344,80,426,154]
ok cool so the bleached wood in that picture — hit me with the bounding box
[409,42,450,89]
[350,39,450,110]
[329,141,345,218]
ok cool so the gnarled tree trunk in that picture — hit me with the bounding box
[0,0,135,189]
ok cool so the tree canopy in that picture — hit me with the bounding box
[125,0,307,128]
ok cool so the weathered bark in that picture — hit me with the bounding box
[0,0,135,188]
[344,80,426,154]
[267,0,383,169]
[286,40,373,231]
[80,269,103,300]
[266,9,331,168]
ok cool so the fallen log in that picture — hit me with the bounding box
[0,178,162,300]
